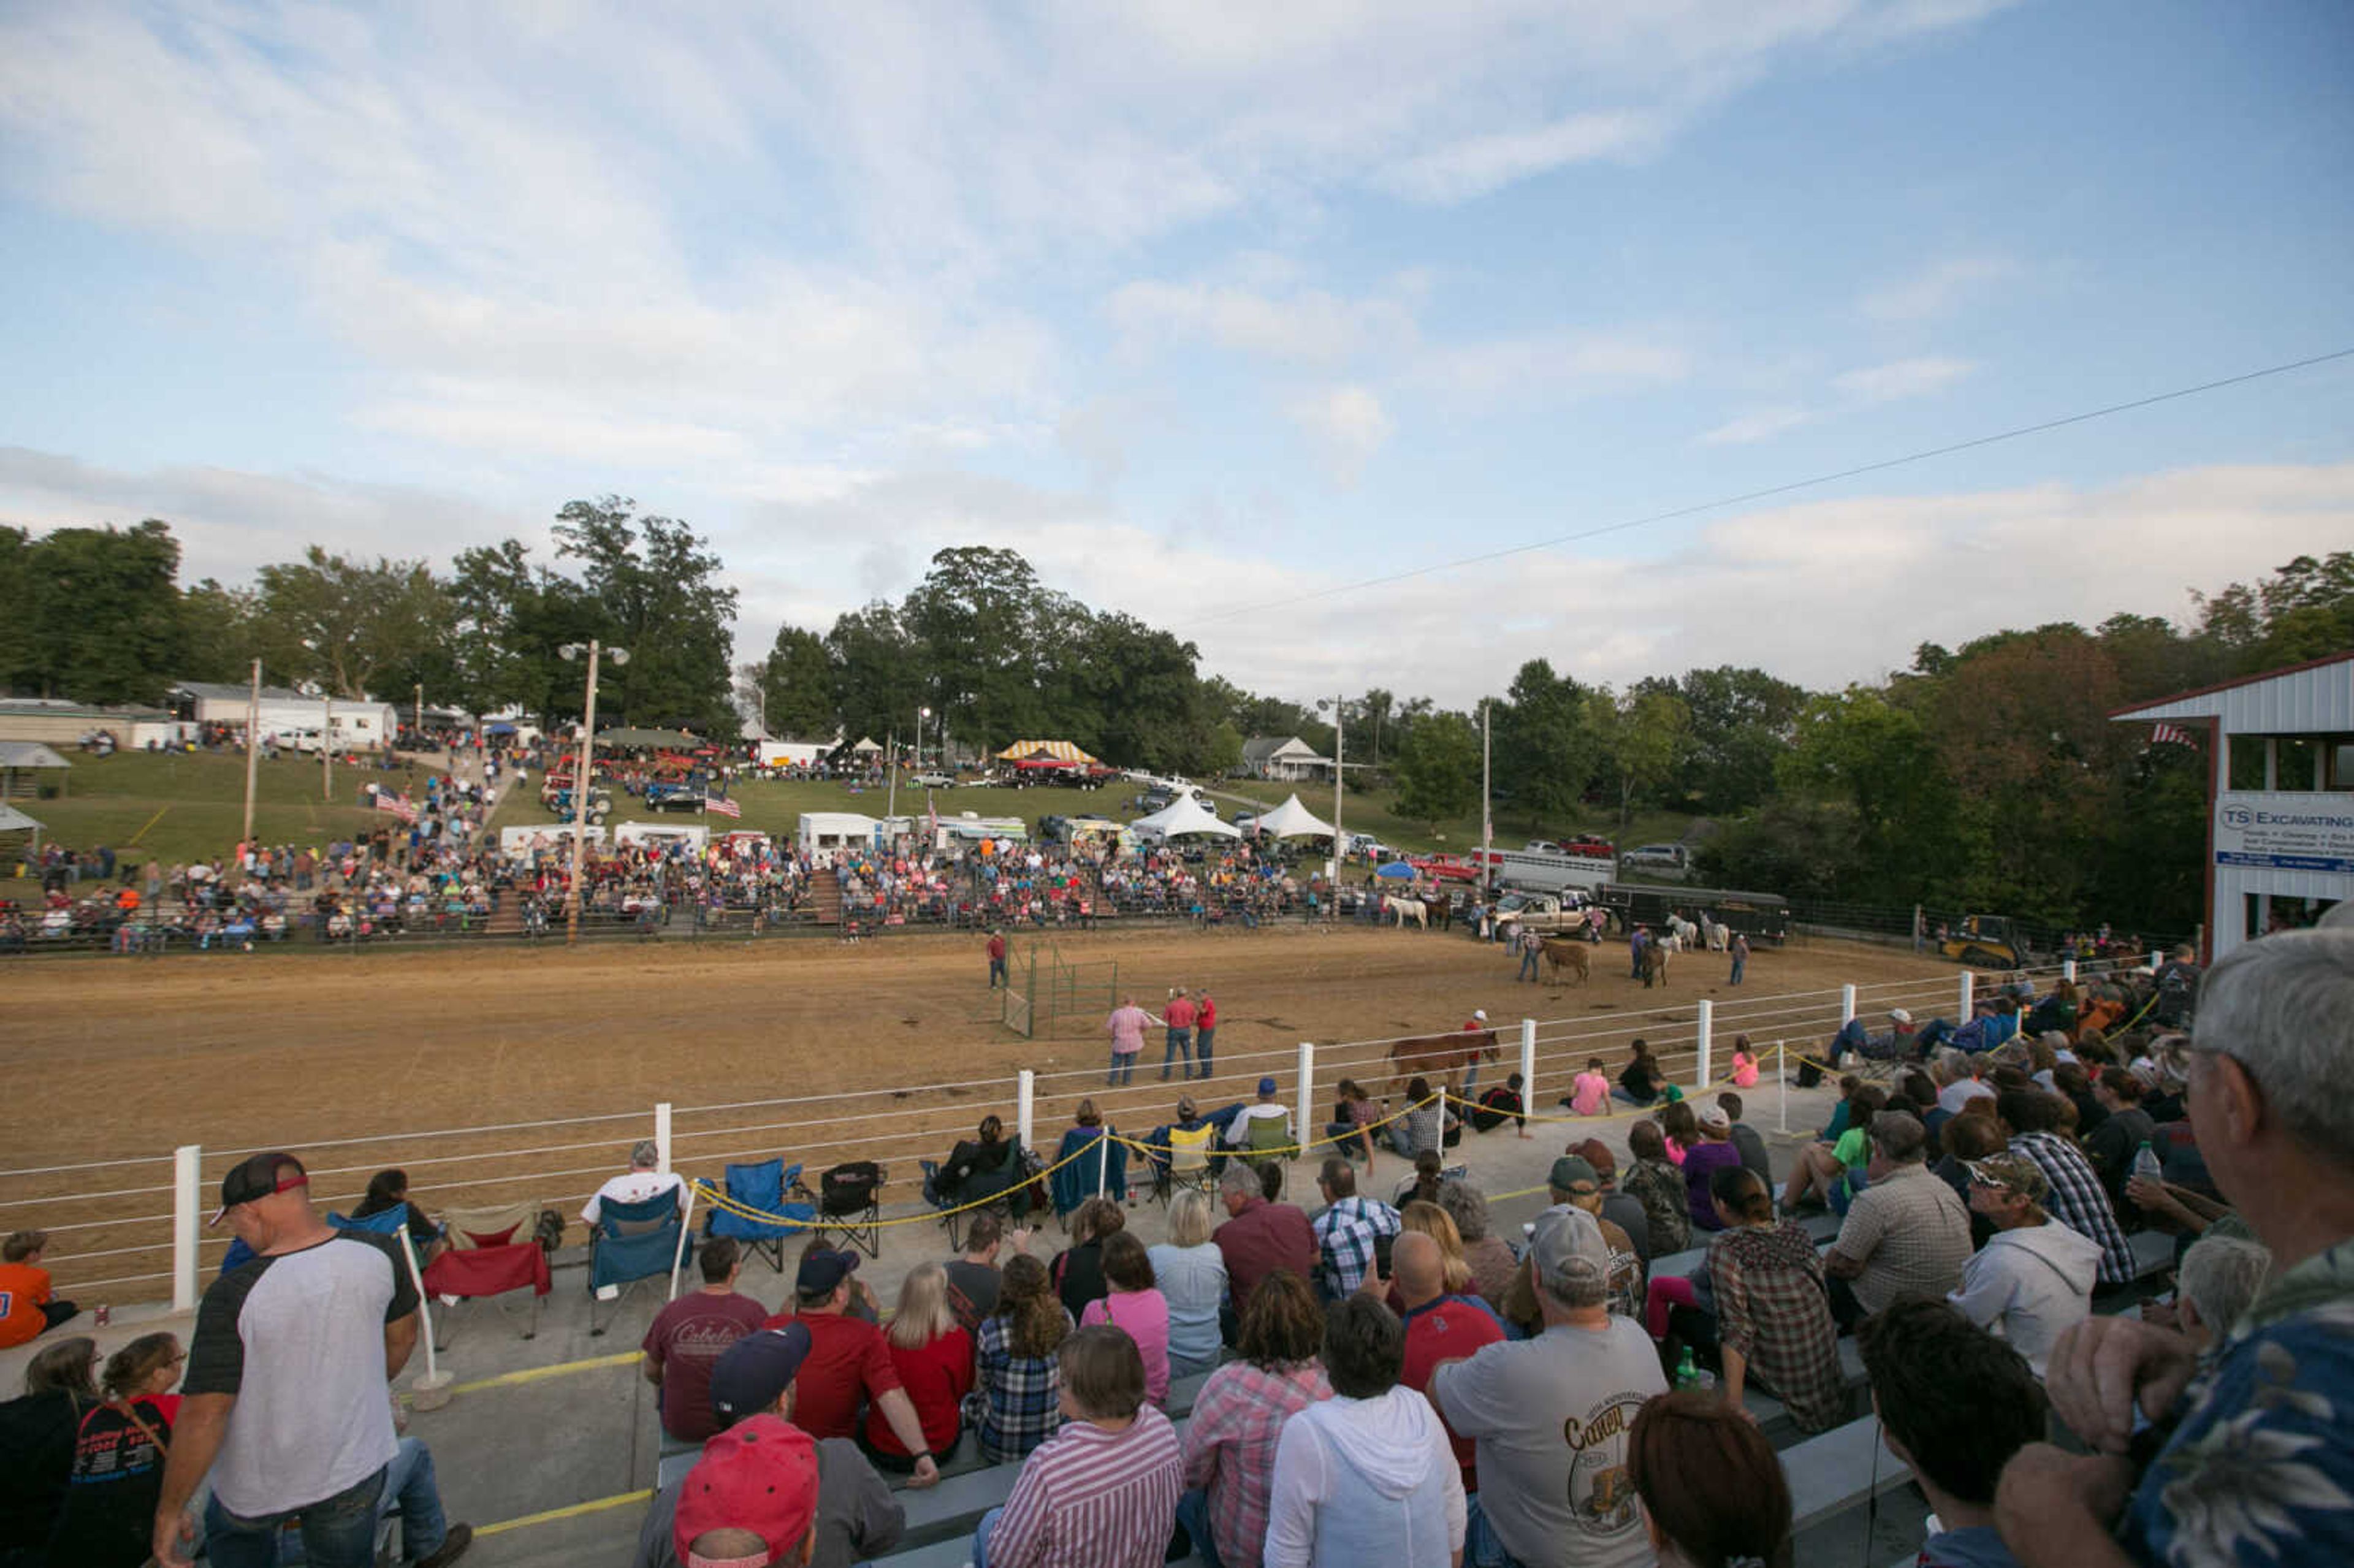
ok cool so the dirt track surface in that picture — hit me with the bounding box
[5,924,1957,1293]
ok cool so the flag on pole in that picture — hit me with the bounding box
[2150,723,2195,747]
[706,794,742,819]
[373,791,419,825]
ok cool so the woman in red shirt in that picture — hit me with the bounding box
[47,1332,183,1568]
[865,1262,973,1471]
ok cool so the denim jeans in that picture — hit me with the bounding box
[1160,1027,1194,1079]
[1108,1050,1136,1086]
[1175,1486,1227,1568]
[1196,1027,1215,1076]
[972,1504,1005,1568]
[1518,948,1539,981]
[272,1439,444,1566]
[1464,1493,1530,1567]
[205,1463,386,1568]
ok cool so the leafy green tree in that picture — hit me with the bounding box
[253,546,453,701]
[1495,658,1596,824]
[1590,687,1689,827]
[825,602,924,752]
[12,520,188,703]
[903,546,1055,750]
[1395,710,1480,826]
[755,623,839,739]
[1778,685,1964,896]
[1675,665,1807,815]
[1204,720,1246,776]
[551,497,739,734]
[175,578,264,684]
[1054,611,1210,772]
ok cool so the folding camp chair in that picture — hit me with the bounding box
[1049,1126,1130,1219]
[811,1161,886,1260]
[1239,1114,1295,1195]
[1157,1122,1218,1206]
[422,1200,554,1349]
[587,1186,689,1336]
[705,1159,815,1274]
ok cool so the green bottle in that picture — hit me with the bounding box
[1675,1348,1699,1390]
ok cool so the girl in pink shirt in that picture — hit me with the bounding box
[1568,1057,1612,1117]
[1730,1034,1760,1089]
[1081,1232,1171,1405]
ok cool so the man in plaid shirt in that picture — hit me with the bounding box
[1996,1089,2137,1287]
[1310,1159,1401,1300]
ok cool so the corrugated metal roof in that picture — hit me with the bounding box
[0,741,72,769]
[2110,651,2354,734]
[174,680,314,703]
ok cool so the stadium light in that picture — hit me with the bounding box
[560,640,627,945]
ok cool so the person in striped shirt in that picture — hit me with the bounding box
[971,1325,1184,1568]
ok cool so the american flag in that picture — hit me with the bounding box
[373,791,418,825]
[706,794,742,818]
[2150,723,2196,747]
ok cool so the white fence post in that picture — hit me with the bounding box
[1297,1043,1316,1164]
[1840,984,1857,1026]
[2147,949,2162,973]
[1017,1069,1035,1155]
[173,1144,202,1314]
[1695,999,1714,1091]
[1959,971,1975,1021]
[2062,958,2077,984]
[1518,1018,1537,1111]
[655,1101,673,1173]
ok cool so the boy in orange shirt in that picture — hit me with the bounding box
[0,1228,78,1348]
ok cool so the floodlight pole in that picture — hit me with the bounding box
[1480,699,1493,887]
[565,641,604,946]
[322,692,334,802]
[1333,695,1345,875]
[241,659,262,850]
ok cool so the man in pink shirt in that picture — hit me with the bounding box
[1160,989,1200,1081]
[1106,996,1156,1087]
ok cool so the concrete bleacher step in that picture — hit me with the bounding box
[1784,1415,1914,1533]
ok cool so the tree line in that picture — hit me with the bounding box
[4,500,2346,931]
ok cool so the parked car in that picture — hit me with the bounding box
[910,772,954,788]
[1619,843,1691,880]
[1233,813,1259,834]
[1490,890,1596,937]
[1347,832,1392,860]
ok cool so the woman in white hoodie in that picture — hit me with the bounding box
[1263,1295,1464,1568]
[1946,1153,2103,1377]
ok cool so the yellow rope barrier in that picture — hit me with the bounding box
[688,1132,1107,1230]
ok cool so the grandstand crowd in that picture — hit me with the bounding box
[3,927,2348,1567]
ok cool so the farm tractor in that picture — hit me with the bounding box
[1939,914,2027,970]
[541,763,615,823]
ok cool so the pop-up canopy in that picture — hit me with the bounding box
[1130,794,1240,840]
[1250,794,1335,840]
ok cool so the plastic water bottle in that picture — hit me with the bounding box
[1674,1348,1701,1391]
[2132,1141,2162,1184]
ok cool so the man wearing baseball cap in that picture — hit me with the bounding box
[633,1326,904,1568]
[152,1152,430,1568]
[1223,1075,1293,1148]
[1946,1153,2101,1378]
[1432,1207,1667,1568]
[760,1247,938,1483]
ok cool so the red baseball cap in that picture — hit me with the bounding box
[674,1415,819,1568]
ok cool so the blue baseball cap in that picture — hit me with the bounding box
[1257,1076,1279,1097]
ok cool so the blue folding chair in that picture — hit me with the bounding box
[1049,1126,1127,1219]
[587,1187,687,1336]
[705,1159,814,1274]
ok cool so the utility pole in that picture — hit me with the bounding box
[322,692,334,801]
[240,658,262,849]
[1480,698,1493,891]
[565,641,603,945]
[886,728,899,824]
[1333,695,1346,878]
[413,683,423,745]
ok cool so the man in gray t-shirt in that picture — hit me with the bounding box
[154,1152,422,1568]
[1431,1208,1666,1568]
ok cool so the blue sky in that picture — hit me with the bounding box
[2,0,2349,705]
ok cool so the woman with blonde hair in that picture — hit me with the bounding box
[46,1332,186,1567]
[1149,1189,1229,1377]
[865,1261,972,1473]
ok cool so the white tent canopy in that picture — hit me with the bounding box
[1250,794,1335,840]
[1130,794,1241,840]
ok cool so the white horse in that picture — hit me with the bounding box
[1702,916,1730,952]
[1384,894,1428,929]
[1653,929,1685,955]
[1666,915,1699,948]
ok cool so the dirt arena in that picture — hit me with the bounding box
[5,924,1960,1293]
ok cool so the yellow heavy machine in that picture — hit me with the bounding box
[1940,913,2025,970]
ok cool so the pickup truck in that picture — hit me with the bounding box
[1490,890,1596,937]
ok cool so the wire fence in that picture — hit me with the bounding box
[1,951,2154,1306]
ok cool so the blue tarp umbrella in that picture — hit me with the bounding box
[1374,860,1418,880]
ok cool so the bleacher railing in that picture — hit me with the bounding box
[0,951,2154,1309]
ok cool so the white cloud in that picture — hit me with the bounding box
[1832,355,1978,403]
[1107,279,1417,366]
[1859,255,2021,321]
[1286,386,1395,487]
[1702,406,1816,445]
[1406,331,1691,402]
[1379,108,1669,202]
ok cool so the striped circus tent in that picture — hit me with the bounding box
[993,738,1100,764]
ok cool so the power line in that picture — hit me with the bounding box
[1188,345,2354,626]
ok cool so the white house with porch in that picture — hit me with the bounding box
[1240,735,1332,782]
[2110,649,2353,961]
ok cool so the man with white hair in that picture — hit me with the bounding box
[2171,1233,2272,1355]
[1997,929,2354,1567]
[1430,1206,1666,1568]
[582,1139,684,1226]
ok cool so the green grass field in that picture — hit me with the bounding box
[1,748,415,892]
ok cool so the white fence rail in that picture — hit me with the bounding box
[0,954,2148,1309]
